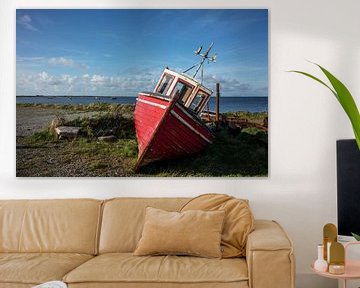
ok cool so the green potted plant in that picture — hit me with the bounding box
[290,63,360,150]
[291,64,360,241]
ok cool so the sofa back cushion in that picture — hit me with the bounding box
[99,198,189,253]
[133,207,225,258]
[181,194,254,258]
[0,199,102,254]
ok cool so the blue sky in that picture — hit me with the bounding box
[16,9,268,97]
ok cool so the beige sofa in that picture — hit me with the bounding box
[0,198,295,288]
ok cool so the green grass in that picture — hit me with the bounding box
[74,138,138,158]
[224,111,268,121]
[65,112,135,140]
[30,130,54,142]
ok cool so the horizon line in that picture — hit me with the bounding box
[16,95,269,98]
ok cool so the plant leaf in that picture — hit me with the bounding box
[289,70,337,98]
[290,65,360,150]
[353,128,360,150]
[351,232,360,241]
[316,64,360,150]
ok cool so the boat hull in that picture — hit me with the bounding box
[134,92,213,170]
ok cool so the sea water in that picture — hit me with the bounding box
[16,96,268,113]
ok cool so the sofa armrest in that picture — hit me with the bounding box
[246,220,295,288]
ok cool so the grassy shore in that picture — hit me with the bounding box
[16,103,268,177]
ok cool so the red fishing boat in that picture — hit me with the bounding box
[134,44,217,171]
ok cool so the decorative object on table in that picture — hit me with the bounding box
[323,223,337,262]
[32,281,67,288]
[314,244,328,272]
[319,223,346,275]
[329,242,345,275]
[290,63,360,150]
[312,233,360,288]
[328,264,345,275]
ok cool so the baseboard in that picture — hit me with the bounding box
[296,273,337,288]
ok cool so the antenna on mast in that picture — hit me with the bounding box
[183,42,217,83]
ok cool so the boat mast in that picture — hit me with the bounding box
[183,42,217,84]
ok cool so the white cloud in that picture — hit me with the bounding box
[38,71,49,81]
[16,58,268,97]
[16,70,158,96]
[201,73,267,96]
[90,75,106,84]
[48,57,74,66]
[17,14,38,32]
[48,57,89,70]
[16,68,267,97]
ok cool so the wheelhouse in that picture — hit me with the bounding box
[153,68,213,115]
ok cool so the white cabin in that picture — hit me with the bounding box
[153,68,213,115]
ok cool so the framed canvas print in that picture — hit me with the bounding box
[16,9,268,177]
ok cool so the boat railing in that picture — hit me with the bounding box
[139,91,172,101]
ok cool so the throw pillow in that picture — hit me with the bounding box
[181,193,254,258]
[134,207,225,258]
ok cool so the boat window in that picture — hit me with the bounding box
[190,91,208,113]
[171,81,192,101]
[156,74,174,95]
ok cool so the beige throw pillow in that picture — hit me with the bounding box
[181,193,255,258]
[134,207,225,258]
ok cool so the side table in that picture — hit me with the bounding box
[311,242,360,288]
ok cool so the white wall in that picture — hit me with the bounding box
[1,0,360,287]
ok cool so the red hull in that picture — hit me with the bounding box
[134,93,213,170]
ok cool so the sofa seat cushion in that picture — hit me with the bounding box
[0,253,93,285]
[64,253,248,286]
